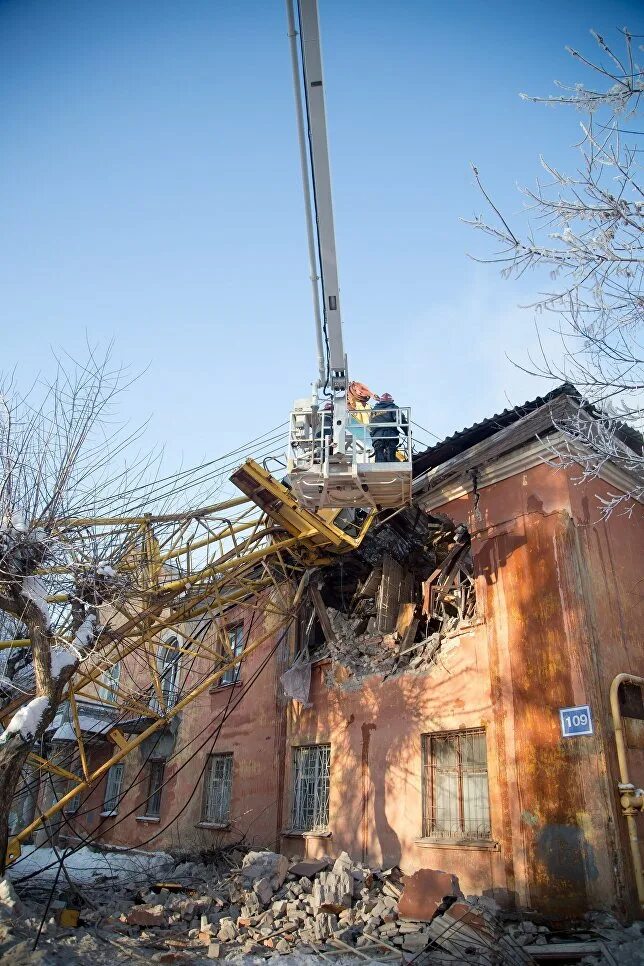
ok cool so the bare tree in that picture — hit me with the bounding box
[469,28,644,514]
[0,351,157,870]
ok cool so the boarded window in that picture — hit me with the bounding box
[619,683,644,721]
[202,753,233,824]
[145,760,165,818]
[291,744,330,832]
[422,730,491,840]
[221,625,244,686]
[103,763,124,814]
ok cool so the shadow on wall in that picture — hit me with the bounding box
[474,532,527,587]
[325,665,493,871]
[488,512,605,918]
[362,718,401,870]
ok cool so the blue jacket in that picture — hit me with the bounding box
[371,400,399,440]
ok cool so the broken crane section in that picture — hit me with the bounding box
[231,457,476,686]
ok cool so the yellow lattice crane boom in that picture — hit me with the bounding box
[2,469,375,864]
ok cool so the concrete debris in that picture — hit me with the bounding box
[279,655,312,706]
[0,877,24,921]
[4,848,644,963]
[398,868,462,921]
[240,852,289,892]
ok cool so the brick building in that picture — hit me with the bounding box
[43,384,644,920]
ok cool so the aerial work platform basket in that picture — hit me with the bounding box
[287,404,412,511]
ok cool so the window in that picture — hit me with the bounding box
[619,682,644,720]
[220,624,244,686]
[103,763,124,815]
[291,744,330,832]
[152,638,181,711]
[9,769,34,835]
[144,759,165,818]
[422,730,491,840]
[202,753,233,825]
[65,782,82,814]
[100,661,121,702]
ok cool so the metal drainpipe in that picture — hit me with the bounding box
[609,672,644,909]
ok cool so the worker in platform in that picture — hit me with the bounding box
[347,381,374,454]
[371,392,404,463]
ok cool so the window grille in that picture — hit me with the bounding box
[103,763,124,814]
[145,760,165,818]
[202,753,233,824]
[220,625,244,686]
[422,729,491,840]
[291,744,330,832]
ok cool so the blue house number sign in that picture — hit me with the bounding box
[560,705,593,738]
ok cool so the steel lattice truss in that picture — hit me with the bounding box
[1,462,372,863]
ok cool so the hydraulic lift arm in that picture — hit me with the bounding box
[286,0,348,454]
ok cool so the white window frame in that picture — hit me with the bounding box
[151,636,182,711]
[220,624,244,686]
[103,763,124,815]
[65,775,82,814]
[202,752,233,825]
[100,660,121,702]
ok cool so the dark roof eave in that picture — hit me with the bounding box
[411,383,581,478]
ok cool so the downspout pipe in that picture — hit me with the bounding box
[609,672,644,909]
[286,0,326,392]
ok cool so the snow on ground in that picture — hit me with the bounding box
[7,844,173,886]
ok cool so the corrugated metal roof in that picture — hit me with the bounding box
[412,383,579,477]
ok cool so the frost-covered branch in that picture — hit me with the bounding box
[468,27,644,514]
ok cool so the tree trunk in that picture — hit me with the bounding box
[0,737,31,875]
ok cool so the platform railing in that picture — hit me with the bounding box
[288,406,411,472]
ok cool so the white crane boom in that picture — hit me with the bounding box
[284,0,412,512]
[296,0,346,388]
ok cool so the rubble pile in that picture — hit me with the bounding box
[323,612,444,681]
[299,510,476,685]
[2,849,644,964]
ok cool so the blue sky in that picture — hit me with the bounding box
[0,0,639,478]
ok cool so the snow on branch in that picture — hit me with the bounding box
[0,696,50,744]
[468,27,644,514]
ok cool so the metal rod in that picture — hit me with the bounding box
[610,672,644,909]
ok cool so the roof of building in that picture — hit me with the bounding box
[411,383,580,477]
[412,382,644,479]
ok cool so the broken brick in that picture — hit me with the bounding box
[398,869,462,922]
